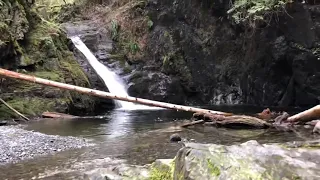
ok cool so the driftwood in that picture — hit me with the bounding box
[0,98,29,121]
[192,113,271,129]
[287,105,320,122]
[42,112,79,119]
[180,120,204,128]
[0,68,232,116]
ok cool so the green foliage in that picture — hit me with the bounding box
[147,16,153,30]
[207,159,221,176]
[127,41,140,55]
[111,20,120,41]
[149,162,174,180]
[0,97,56,118]
[227,0,287,28]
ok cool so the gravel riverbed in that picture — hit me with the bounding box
[0,125,93,164]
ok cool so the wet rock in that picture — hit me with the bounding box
[62,22,115,111]
[312,121,320,134]
[304,125,312,129]
[84,168,122,180]
[128,72,186,104]
[170,133,182,142]
[173,140,320,179]
[82,158,149,180]
[0,121,7,126]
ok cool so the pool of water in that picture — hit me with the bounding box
[0,105,317,179]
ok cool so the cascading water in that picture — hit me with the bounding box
[71,36,154,110]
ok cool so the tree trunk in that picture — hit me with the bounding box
[0,68,232,115]
[0,98,29,121]
[287,105,320,123]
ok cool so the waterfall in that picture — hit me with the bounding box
[71,36,154,110]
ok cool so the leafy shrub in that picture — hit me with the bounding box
[227,0,289,28]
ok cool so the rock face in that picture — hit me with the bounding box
[63,22,116,111]
[0,1,97,118]
[173,141,320,180]
[105,0,320,106]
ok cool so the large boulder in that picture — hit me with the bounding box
[173,140,320,179]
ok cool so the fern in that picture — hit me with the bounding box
[228,0,288,28]
[111,20,119,41]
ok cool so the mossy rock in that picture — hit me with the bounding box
[0,97,57,118]
[162,51,192,84]
[0,0,95,118]
[173,141,320,179]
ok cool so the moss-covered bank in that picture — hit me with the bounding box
[0,0,94,119]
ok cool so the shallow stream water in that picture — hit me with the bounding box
[0,105,317,179]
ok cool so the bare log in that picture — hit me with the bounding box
[0,68,231,115]
[0,98,30,121]
[42,112,79,119]
[287,105,320,122]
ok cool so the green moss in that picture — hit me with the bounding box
[0,97,56,118]
[161,52,192,83]
[0,0,96,119]
[32,71,63,81]
[123,65,132,74]
[207,159,221,176]
[150,162,174,180]
[60,56,90,86]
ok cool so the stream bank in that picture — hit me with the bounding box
[0,107,319,179]
[0,125,92,164]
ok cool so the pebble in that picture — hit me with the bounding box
[0,126,93,164]
[313,121,320,134]
[170,133,182,142]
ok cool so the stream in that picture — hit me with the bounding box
[0,105,317,179]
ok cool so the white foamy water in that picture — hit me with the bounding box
[71,36,160,110]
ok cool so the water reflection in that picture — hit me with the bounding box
[103,110,133,138]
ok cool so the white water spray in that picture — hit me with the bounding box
[71,36,158,110]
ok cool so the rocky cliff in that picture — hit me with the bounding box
[0,0,97,118]
[79,0,320,107]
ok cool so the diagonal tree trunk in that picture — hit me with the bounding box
[0,68,232,116]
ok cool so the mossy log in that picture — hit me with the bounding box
[193,113,271,129]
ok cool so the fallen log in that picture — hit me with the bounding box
[0,68,232,115]
[0,98,29,121]
[193,113,271,129]
[42,112,79,119]
[287,105,320,123]
[180,120,204,128]
[212,115,271,129]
